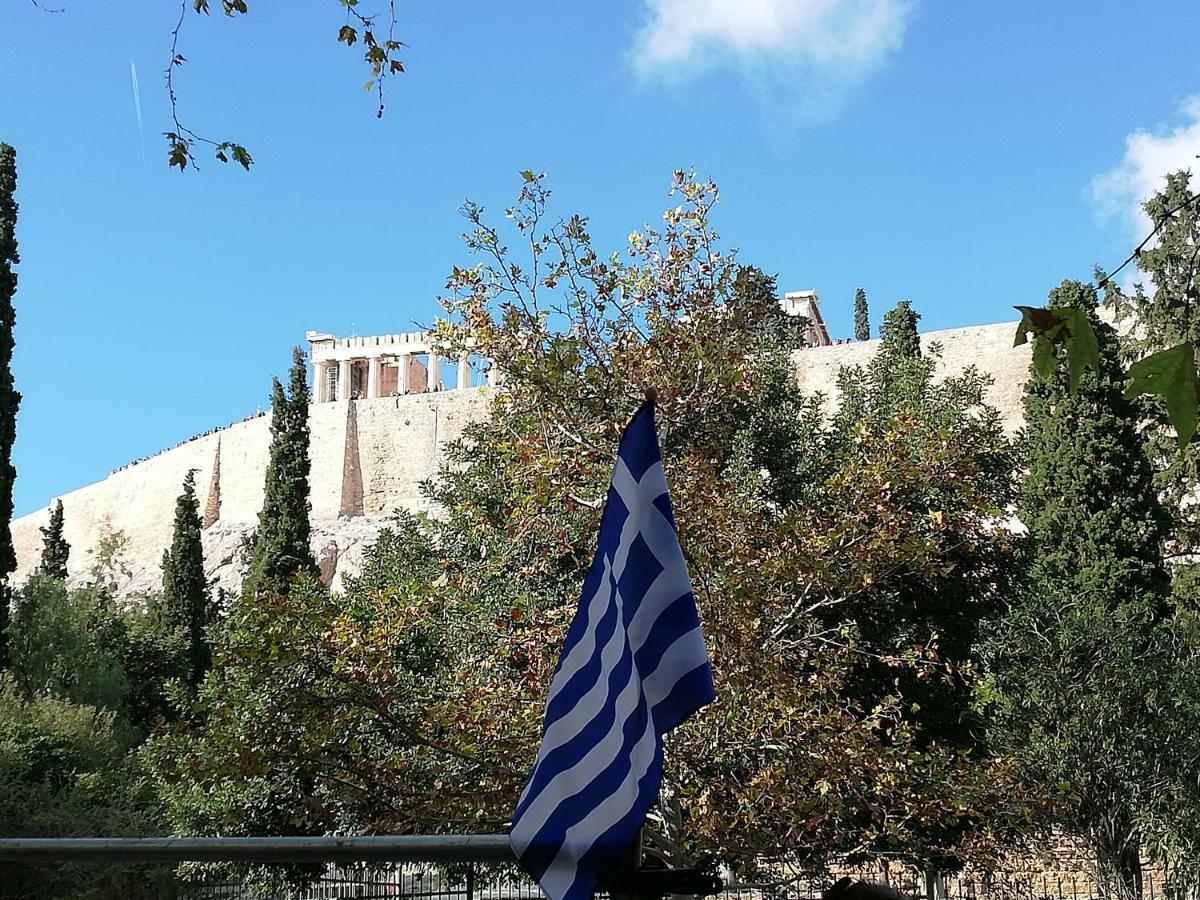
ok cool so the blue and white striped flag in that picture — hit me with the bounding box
[509,400,715,900]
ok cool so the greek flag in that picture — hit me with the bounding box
[509,401,716,900]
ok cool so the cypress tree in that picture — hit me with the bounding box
[35,499,70,580]
[853,287,870,341]
[983,280,1172,897]
[880,299,921,358]
[0,145,21,670]
[1105,171,1200,557]
[245,347,317,597]
[160,470,213,686]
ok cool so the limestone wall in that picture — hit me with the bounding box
[10,389,491,598]
[8,319,1033,601]
[792,320,1032,432]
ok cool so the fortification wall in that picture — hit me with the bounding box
[10,389,490,597]
[7,319,1033,600]
[792,321,1031,432]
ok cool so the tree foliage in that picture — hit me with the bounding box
[158,471,214,687]
[1136,600,1200,882]
[0,144,19,671]
[1,576,188,898]
[151,173,1033,875]
[1013,174,1200,520]
[0,683,181,900]
[826,340,1016,751]
[7,577,131,717]
[983,281,1179,897]
[1110,171,1200,354]
[1106,171,1200,549]
[853,288,870,341]
[36,499,70,580]
[880,299,921,359]
[117,609,192,738]
[245,347,318,597]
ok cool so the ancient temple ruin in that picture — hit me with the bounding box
[780,290,833,346]
[306,329,498,402]
[306,290,831,402]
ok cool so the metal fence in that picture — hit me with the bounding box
[175,866,1193,900]
[177,863,548,900]
[1,837,1194,900]
[719,863,1192,900]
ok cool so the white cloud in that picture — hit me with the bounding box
[631,0,914,113]
[1090,96,1200,243]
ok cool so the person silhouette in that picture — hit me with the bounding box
[824,877,910,900]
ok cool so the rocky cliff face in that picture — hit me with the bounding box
[10,389,491,601]
[8,321,1031,602]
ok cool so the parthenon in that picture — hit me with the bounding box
[305,290,832,402]
[305,329,499,402]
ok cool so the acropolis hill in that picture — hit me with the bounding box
[7,293,1032,600]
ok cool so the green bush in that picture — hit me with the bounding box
[0,682,180,899]
[8,577,130,716]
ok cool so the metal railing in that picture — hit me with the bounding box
[3,837,1194,900]
[0,835,515,865]
[0,835,525,900]
[0,834,712,900]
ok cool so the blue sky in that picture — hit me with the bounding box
[2,0,1199,516]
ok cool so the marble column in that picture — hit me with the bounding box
[428,352,441,390]
[367,356,381,399]
[487,359,501,388]
[313,362,327,402]
[457,352,471,389]
[398,353,410,395]
[338,359,352,401]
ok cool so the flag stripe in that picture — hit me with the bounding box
[510,620,641,856]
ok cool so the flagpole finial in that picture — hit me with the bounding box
[643,386,658,406]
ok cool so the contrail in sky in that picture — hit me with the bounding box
[130,61,145,165]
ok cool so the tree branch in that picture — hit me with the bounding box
[1098,174,1200,290]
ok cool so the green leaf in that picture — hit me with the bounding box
[337,25,357,45]
[165,135,190,172]
[211,142,253,170]
[1125,342,1198,447]
[1013,306,1059,346]
[1013,305,1099,393]
[230,145,253,170]
[520,170,536,183]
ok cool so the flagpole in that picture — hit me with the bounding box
[607,827,644,900]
